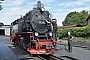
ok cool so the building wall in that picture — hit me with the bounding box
[88,18,90,24]
[0,26,10,35]
[5,27,10,35]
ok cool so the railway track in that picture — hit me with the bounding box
[1,36,90,60]
[33,54,80,60]
[33,55,63,60]
[7,39,90,60]
[33,55,47,60]
[50,55,80,60]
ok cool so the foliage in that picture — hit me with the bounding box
[57,29,68,39]
[62,10,88,26]
[57,26,88,39]
[0,0,4,10]
[72,27,87,37]
[0,22,4,26]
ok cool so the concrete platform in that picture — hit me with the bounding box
[0,43,19,60]
[54,45,90,60]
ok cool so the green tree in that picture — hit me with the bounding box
[62,10,88,26]
[0,0,4,10]
[0,22,4,26]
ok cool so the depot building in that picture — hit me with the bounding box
[0,25,10,35]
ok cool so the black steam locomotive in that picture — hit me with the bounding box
[10,1,57,54]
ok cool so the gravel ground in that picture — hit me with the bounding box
[0,36,90,60]
[57,39,90,50]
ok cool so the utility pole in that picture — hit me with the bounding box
[0,0,4,11]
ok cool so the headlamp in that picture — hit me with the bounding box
[49,32,52,36]
[35,32,38,36]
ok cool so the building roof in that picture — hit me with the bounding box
[58,24,84,29]
[0,25,10,28]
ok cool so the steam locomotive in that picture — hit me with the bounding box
[10,1,57,55]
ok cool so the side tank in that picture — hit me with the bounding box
[10,18,25,36]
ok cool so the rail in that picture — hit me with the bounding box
[50,55,80,60]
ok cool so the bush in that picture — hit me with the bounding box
[57,26,87,39]
[58,29,68,39]
[73,27,86,37]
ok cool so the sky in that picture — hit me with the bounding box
[0,0,90,26]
